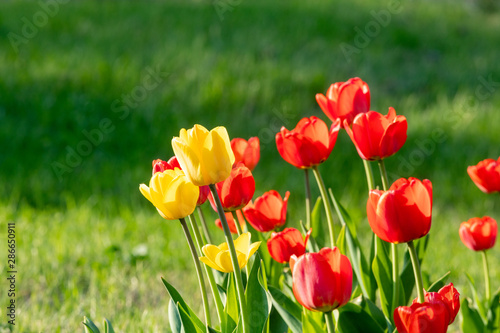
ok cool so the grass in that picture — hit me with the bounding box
[0,0,499,331]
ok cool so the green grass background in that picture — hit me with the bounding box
[1,0,499,331]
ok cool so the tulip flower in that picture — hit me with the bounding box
[367,177,433,244]
[139,169,199,220]
[172,124,235,186]
[459,216,497,251]
[215,212,245,234]
[267,228,311,263]
[290,247,352,312]
[231,137,260,171]
[275,116,340,169]
[152,157,210,206]
[467,157,500,193]
[208,162,255,212]
[243,190,290,232]
[199,232,261,273]
[315,77,370,127]
[394,283,460,333]
[344,107,407,161]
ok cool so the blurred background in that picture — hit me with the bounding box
[0,0,499,331]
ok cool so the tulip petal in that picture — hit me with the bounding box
[139,184,153,204]
[234,232,251,256]
[247,241,262,260]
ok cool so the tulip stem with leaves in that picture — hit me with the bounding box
[325,311,336,333]
[208,184,249,333]
[179,218,211,327]
[312,165,336,247]
[378,159,400,314]
[482,250,491,302]
[188,214,225,327]
[304,169,312,229]
[197,206,213,244]
[407,240,425,303]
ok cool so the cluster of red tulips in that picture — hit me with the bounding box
[131,77,499,333]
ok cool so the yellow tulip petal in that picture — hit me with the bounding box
[139,184,153,204]
[200,256,224,272]
[202,244,222,260]
[172,138,206,186]
[202,128,234,183]
[234,232,251,256]
[236,251,248,269]
[215,250,235,273]
[247,241,262,260]
[213,126,236,166]
[218,242,229,251]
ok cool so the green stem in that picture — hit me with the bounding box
[238,209,249,233]
[362,159,375,191]
[188,215,224,327]
[482,250,491,303]
[325,310,336,333]
[304,169,312,229]
[232,211,243,236]
[209,184,248,333]
[312,165,336,248]
[377,159,389,191]
[197,206,213,244]
[408,240,425,303]
[179,218,211,327]
[378,159,399,312]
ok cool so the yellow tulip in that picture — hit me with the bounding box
[139,169,199,220]
[172,124,235,186]
[199,233,261,273]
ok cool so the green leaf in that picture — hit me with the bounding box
[467,273,488,322]
[311,196,325,248]
[329,188,376,301]
[371,237,393,324]
[83,316,100,333]
[245,255,271,333]
[337,302,386,333]
[300,220,319,253]
[169,299,183,333]
[178,302,204,333]
[461,298,486,333]
[427,271,450,293]
[104,318,115,333]
[268,286,303,333]
[336,225,346,255]
[161,277,206,332]
[486,288,500,331]
[302,308,324,332]
[268,308,289,333]
[351,295,389,331]
[224,274,239,332]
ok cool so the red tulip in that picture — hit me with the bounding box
[215,212,244,234]
[459,216,497,251]
[152,157,210,205]
[243,190,290,232]
[275,116,340,169]
[290,247,352,312]
[267,228,312,263]
[231,137,260,171]
[152,157,180,174]
[367,177,433,244]
[344,107,407,161]
[315,77,370,127]
[467,157,500,193]
[394,283,460,333]
[208,162,255,212]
